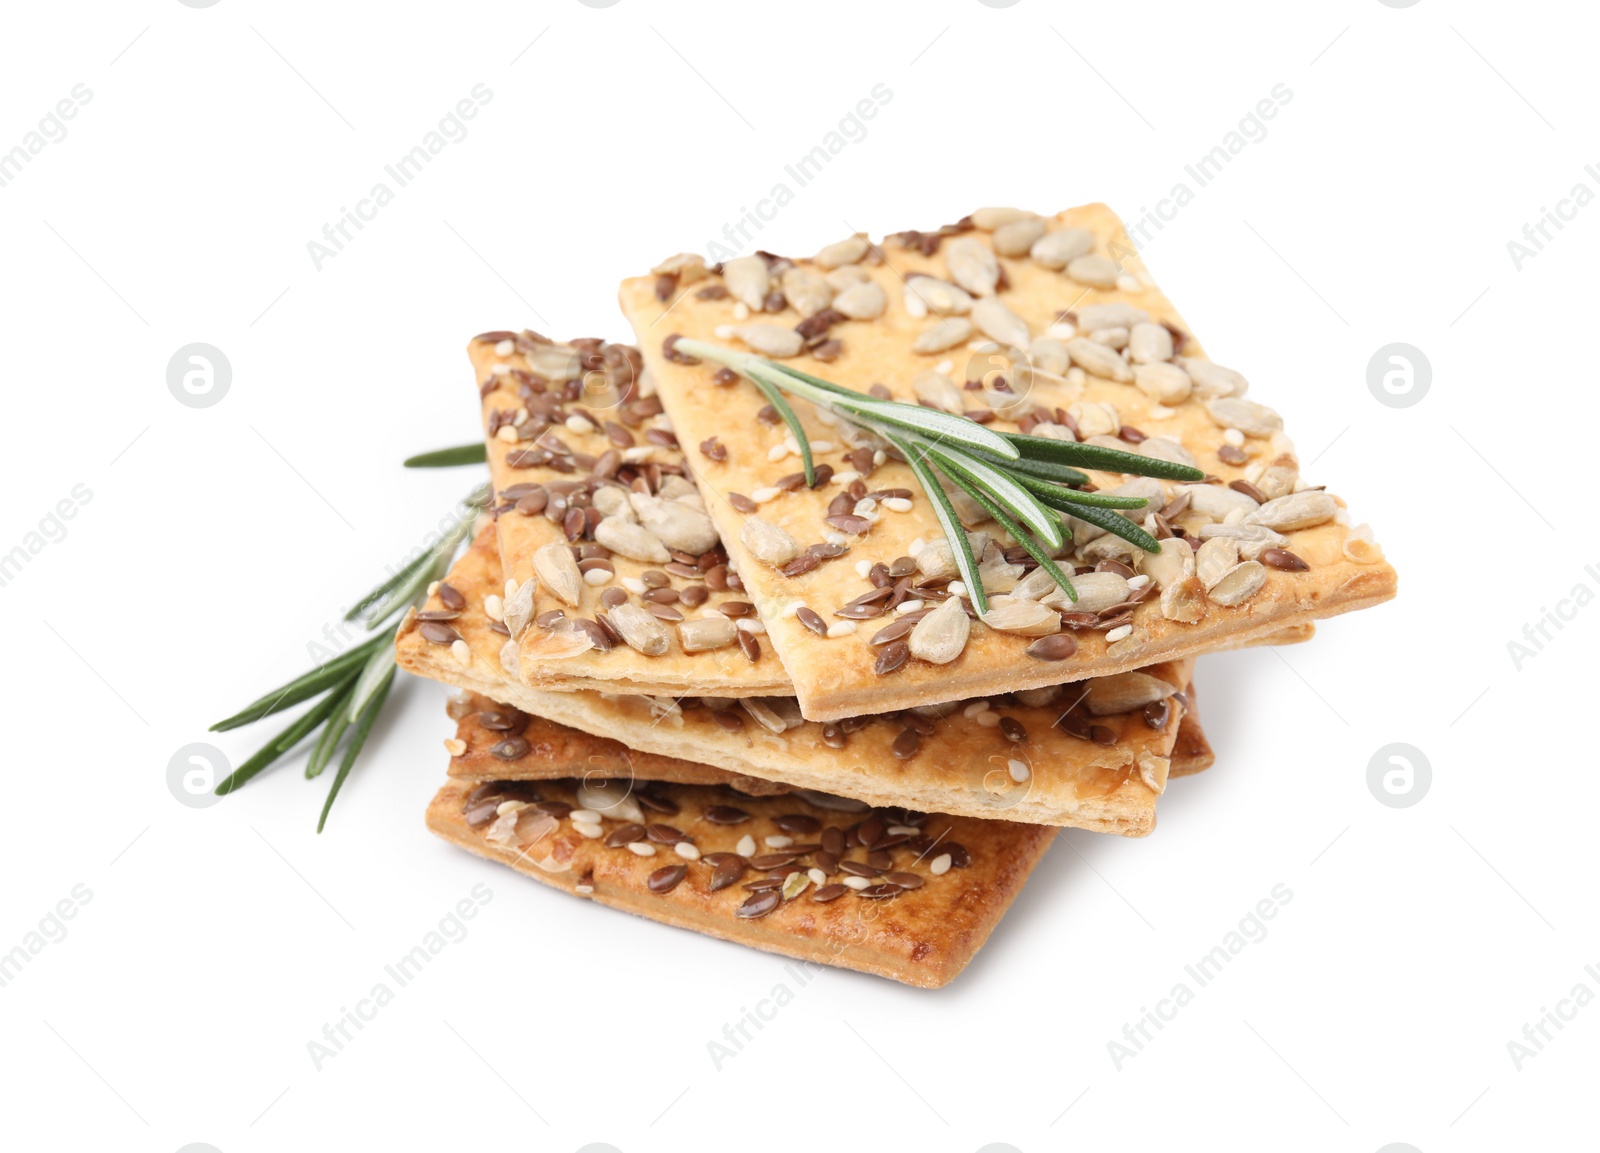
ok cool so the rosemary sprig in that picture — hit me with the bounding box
[404,443,487,467]
[672,339,1202,607]
[209,476,488,829]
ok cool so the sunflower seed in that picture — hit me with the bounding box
[907,595,970,664]
[1077,302,1150,331]
[1128,322,1175,364]
[971,297,1030,349]
[780,871,811,900]
[979,595,1062,636]
[1132,362,1192,405]
[904,275,973,315]
[1065,338,1132,382]
[1245,491,1338,532]
[1178,358,1249,398]
[831,280,886,320]
[944,235,999,297]
[912,317,975,354]
[781,266,833,318]
[1045,570,1129,614]
[1254,454,1301,501]
[1066,254,1120,288]
[971,206,1037,230]
[734,323,804,358]
[1084,672,1178,716]
[814,234,869,268]
[1027,336,1070,376]
[740,515,801,566]
[677,615,738,652]
[1205,397,1282,438]
[1196,536,1240,589]
[992,217,1047,257]
[606,602,671,656]
[594,517,671,564]
[1160,575,1207,623]
[630,492,719,554]
[723,254,771,310]
[1179,482,1259,521]
[1029,227,1095,269]
[825,265,870,291]
[909,370,964,414]
[1207,560,1268,606]
[1141,537,1195,589]
[532,541,583,606]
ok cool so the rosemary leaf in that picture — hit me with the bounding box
[214,679,355,795]
[347,643,398,724]
[209,633,387,732]
[878,429,991,615]
[318,666,397,833]
[952,479,1078,603]
[1012,475,1150,510]
[921,444,1066,550]
[824,393,1020,460]
[1000,431,1205,482]
[305,677,359,779]
[742,366,815,486]
[1057,499,1163,555]
[965,450,1090,487]
[403,443,487,468]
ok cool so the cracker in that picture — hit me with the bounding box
[468,333,789,697]
[427,765,1054,989]
[617,203,1397,720]
[398,526,1193,834]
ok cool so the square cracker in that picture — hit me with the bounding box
[468,333,790,696]
[398,525,1195,834]
[427,763,1055,989]
[617,203,1397,721]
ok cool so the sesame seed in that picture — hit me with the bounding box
[736,618,766,634]
[1150,404,1174,418]
[427,580,441,596]
[732,302,750,320]
[930,853,953,876]
[895,600,925,614]
[752,486,782,503]
[627,842,657,857]
[1224,428,1246,447]
[909,537,926,556]
[807,867,827,885]
[451,639,472,665]
[1127,575,1151,591]
[1046,322,1077,340]
[495,425,519,443]
[782,602,804,618]
[1117,274,1141,292]
[493,339,515,356]
[621,446,655,463]
[736,834,757,857]
[872,450,887,466]
[490,362,511,375]
[887,825,920,836]
[570,809,602,824]
[811,440,836,453]
[767,443,789,462]
[484,594,505,621]
[833,469,862,484]
[884,497,913,513]
[765,835,794,848]
[823,531,849,546]
[675,842,701,860]
[962,700,989,719]
[574,821,604,839]
[1008,757,1031,783]
[566,414,596,435]
[975,710,1001,728]
[583,569,612,586]
[826,621,857,638]
[443,738,466,756]
[934,359,954,375]
[843,876,872,890]
[853,497,877,516]
[947,581,966,597]
[505,579,519,599]
[854,560,872,578]
[1106,624,1134,642]
[622,577,647,594]
[714,324,736,338]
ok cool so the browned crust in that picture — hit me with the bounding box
[426,774,1053,989]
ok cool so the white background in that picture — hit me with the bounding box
[2,1,1595,1150]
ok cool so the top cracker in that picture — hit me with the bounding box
[618,203,1397,722]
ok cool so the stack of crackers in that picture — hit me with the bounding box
[396,203,1396,988]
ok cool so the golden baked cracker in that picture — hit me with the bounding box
[398,526,1192,835]
[617,203,1397,721]
[427,769,1054,989]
